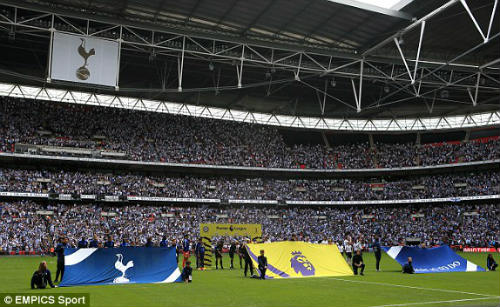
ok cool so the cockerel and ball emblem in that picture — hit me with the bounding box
[76,38,95,80]
[113,254,134,283]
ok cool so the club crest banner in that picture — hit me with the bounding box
[50,32,120,87]
[382,245,486,273]
[59,247,181,286]
[246,241,352,279]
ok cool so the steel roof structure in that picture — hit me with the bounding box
[0,0,498,131]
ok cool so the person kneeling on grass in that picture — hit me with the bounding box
[31,261,56,289]
[402,257,415,274]
[487,254,498,271]
[352,250,365,276]
[182,261,193,283]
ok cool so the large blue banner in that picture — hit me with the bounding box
[382,245,485,274]
[59,247,182,286]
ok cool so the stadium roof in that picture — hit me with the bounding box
[0,0,498,128]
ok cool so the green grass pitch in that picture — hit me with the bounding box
[1,252,499,307]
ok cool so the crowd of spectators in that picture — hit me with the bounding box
[0,168,498,201]
[1,201,498,254]
[1,98,498,259]
[1,97,499,169]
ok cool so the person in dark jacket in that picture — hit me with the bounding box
[120,238,130,247]
[199,240,206,269]
[352,250,365,275]
[229,241,237,269]
[257,250,267,280]
[403,257,415,274]
[144,237,154,247]
[104,235,114,248]
[242,242,254,277]
[31,261,55,289]
[487,254,498,271]
[89,234,99,248]
[182,235,190,268]
[77,237,88,248]
[371,237,382,271]
[237,242,245,269]
[159,236,168,248]
[195,238,205,269]
[181,261,193,283]
[54,237,68,282]
[215,240,224,270]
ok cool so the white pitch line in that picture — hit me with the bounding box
[326,277,497,297]
[367,296,500,307]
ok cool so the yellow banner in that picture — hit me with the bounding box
[200,223,262,238]
[247,241,353,279]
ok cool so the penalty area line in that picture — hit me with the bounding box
[367,296,500,307]
[326,277,497,297]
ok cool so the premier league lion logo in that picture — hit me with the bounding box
[290,251,315,276]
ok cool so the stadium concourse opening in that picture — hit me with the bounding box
[0,0,499,306]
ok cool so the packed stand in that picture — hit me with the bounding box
[0,201,498,254]
[0,168,498,201]
[0,97,499,169]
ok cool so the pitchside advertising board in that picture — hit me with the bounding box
[49,32,120,87]
[462,247,500,253]
[199,224,262,267]
[200,223,262,238]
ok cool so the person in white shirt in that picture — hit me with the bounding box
[344,238,353,264]
[354,240,362,253]
[338,242,344,255]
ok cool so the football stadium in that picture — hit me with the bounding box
[0,0,499,306]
